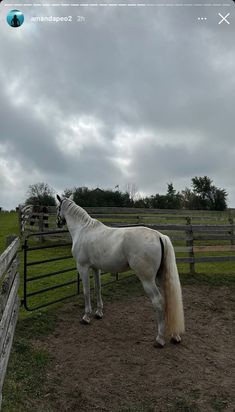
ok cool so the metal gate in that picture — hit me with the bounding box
[22,230,80,311]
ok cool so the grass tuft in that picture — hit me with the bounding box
[2,337,51,411]
[17,311,58,338]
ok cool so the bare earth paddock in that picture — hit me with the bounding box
[27,282,235,412]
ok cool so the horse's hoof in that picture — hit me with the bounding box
[94,314,103,320]
[80,318,90,325]
[170,337,181,344]
[154,341,165,349]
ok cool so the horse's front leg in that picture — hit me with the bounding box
[93,269,103,319]
[78,265,92,324]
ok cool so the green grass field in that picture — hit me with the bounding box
[0,212,19,253]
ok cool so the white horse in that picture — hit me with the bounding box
[56,195,184,348]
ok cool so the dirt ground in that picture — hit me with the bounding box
[35,284,235,412]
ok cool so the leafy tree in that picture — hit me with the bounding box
[167,183,175,196]
[165,183,182,209]
[63,187,133,207]
[208,187,227,211]
[192,176,213,196]
[181,187,201,210]
[134,198,148,208]
[25,182,56,206]
[151,194,168,209]
[182,177,227,210]
[135,184,182,209]
[192,176,227,210]
[191,176,213,209]
[62,178,228,211]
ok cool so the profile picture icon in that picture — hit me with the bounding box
[7,10,24,27]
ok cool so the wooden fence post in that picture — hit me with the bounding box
[0,238,20,410]
[38,214,45,243]
[17,206,22,235]
[228,217,234,246]
[186,217,195,274]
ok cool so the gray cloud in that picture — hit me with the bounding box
[0,2,234,208]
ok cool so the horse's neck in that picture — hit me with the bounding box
[65,214,80,239]
[64,205,91,239]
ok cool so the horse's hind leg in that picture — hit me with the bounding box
[141,279,166,348]
[93,269,103,319]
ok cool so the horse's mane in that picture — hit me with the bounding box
[62,198,97,228]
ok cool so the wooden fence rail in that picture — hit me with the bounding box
[18,205,235,234]
[18,205,235,273]
[107,219,235,273]
[0,238,20,410]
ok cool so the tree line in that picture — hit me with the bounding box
[25,176,228,211]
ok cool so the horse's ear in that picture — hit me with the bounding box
[69,193,74,201]
[57,194,62,203]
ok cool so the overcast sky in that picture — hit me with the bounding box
[0,1,235,209]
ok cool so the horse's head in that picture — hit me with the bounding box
[56,195,67,228]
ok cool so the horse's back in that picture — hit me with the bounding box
[122,226,161,249]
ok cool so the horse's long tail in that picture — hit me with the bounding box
[160,235,185,336]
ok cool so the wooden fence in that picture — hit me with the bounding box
[18,205,235,234]
[18,205,49,234]
[18,205,235,273]
[108,219,235,273]
[87,210,235,274]
[0,238,20,409]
